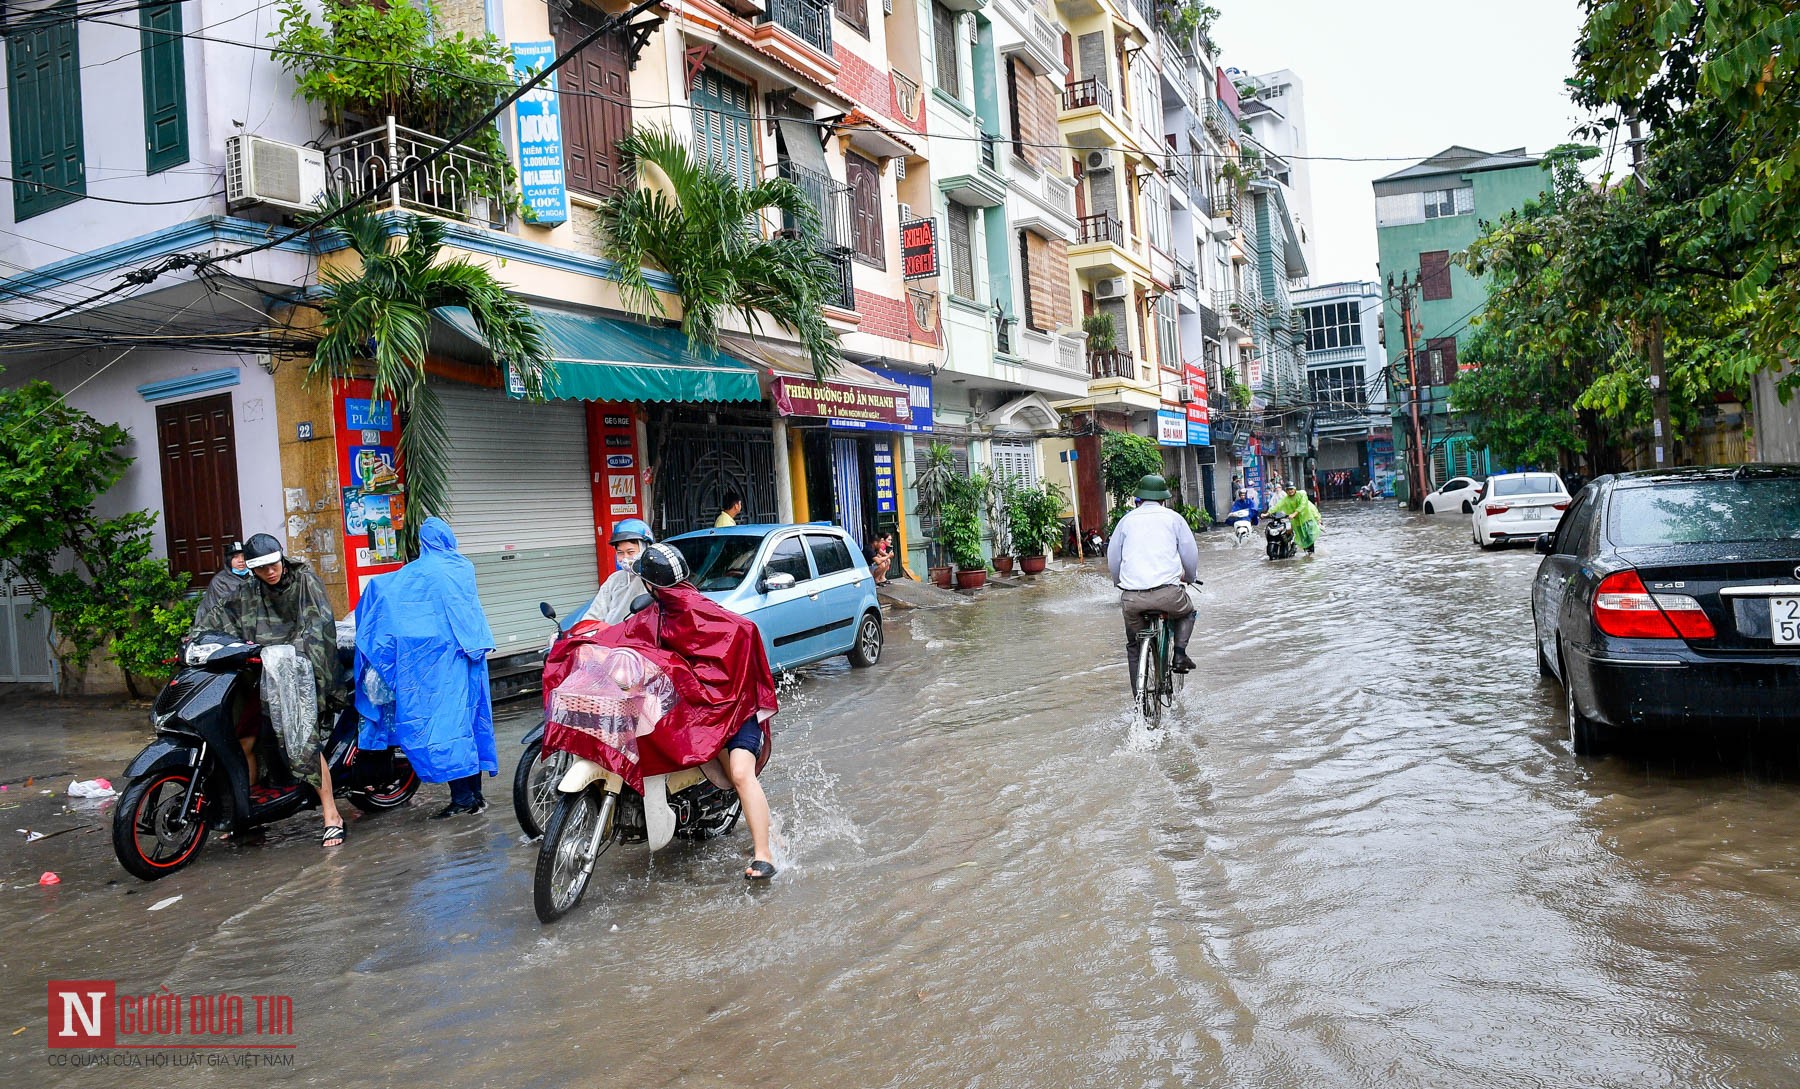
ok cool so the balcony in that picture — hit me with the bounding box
[325,118,502,225]
[1174,257,1197,292]
[1203,99,1232,139]
[778,162,854,254]
[1056,329,1087,373]
[760,0,831,55]
[1166,149,1194,192]
[825,252,855,311]
[1088,347,1136,381]
[1062,76,1114,115]
[1077,212,1123,246]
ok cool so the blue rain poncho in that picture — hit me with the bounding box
[354,518,497,783]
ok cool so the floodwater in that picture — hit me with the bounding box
[8,503,1800,1087]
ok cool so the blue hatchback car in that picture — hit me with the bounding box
[664,524,885,674]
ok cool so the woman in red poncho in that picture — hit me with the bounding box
[543,543,780,879]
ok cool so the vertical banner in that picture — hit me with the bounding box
[872,438,898,514]
[586,403,645,580]
[512,40,570,226]
[1184,363,1211,446]
[334,380,406,607]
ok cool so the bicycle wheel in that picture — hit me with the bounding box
[1139,625,1164,729]
[1159,624,1180,709]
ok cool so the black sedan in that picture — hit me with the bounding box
[1532,465,1800,755]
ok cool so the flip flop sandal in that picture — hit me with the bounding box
[744,860,777,881]
[321,825,345,849]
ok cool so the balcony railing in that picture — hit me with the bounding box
[1166,149,1193,191]
[1077,212,1124,246]
[778,161,854,254]
[892,70,923,125]
[1056,331,1085,373]
[825,252,855,310]
[325,117,500,224]
[1203,99,1231,138]
[1174,257,1197,292]
[1215,187,1238,223]
[980,131,1000,171]
[1089,347,1135,381]
[761,0,831,54]
[1189,174,1211,216]
[1063,76,1114,115]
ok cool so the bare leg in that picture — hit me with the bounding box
[239,736,257,787]
[726,748,772,873]
[318,755,344,847]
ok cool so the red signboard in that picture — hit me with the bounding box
[333,379,406,608]
[901,218,938,281]
[772,376,912,424]
[1184,363,1210,429]
[585,403,646,581]
[1216,69,1240,117]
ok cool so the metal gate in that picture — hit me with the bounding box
[653,422,776,534]
[831,435,866,547]
[0,565,55,684]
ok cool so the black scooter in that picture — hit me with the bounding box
[1264,513,1297,560]
[112,632,420,880]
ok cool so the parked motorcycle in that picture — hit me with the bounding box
[112,633,419,881]
[1264,513,1297,560]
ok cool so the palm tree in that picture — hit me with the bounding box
[596,126,842,378]
[308,203,551,556]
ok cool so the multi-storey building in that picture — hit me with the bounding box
[1234,68,1314,274]
[1296,279,1389,497]
[1373,145,1545,503]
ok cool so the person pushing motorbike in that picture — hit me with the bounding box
[1270,483,1322,554]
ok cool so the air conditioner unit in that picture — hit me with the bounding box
[1177,387,1194,403]
[882,0,893,12]
[225,135,328,215]
[1085,149,1112,172]
[897,201,913,221]
[1095,277,1126,300]
[895,157,907,180]
[963,13,978,43]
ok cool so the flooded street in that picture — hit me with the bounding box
[8,502,1800,1087]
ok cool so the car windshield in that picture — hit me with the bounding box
[1609,479,1800,546]
[1492,474,1564,497]
[668,536,763,592]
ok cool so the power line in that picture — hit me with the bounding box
[0,174,224,206]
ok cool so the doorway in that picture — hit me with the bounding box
[155,393,241,588]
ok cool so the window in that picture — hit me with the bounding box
[839,0,869,36]
[1157,294,1180,370]
[669,536,764,592]
[6,0,85,219]
[932,3,960,98]
[1020,230,1071,333]
[1303,301,1362,352]
[1419,250,1452,301]
[1492,474,1565,497]
[846,152,885,267]
[805,533,856,576]
[692,67,754,189]
[763,536,814,583]
[556,6,633,199]
[1144,174,1171,253]
[1423,336,1458,385]
[139,2,187,174]
[1309,364,1366,409]
[947,202,976,299]
[1423,188,1456,219]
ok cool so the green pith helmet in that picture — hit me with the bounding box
[1134,474,1173,501]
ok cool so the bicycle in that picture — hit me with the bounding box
[1133,610,1178,729]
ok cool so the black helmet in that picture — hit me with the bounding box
[243,533,286,570]
[225,540,246,558]
[634,542,690,588]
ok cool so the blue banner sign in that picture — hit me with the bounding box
[1188,421,1211,446]
[512,41,570,226]
[343,398,392,430]
[828,366,935,433]
[872,439,897,513]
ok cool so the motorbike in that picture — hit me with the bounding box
[1230,515,1255,546]
[111,633,420,881]
[1264,513,1297,560]
[531,598,770,924]
[513,601,583,840]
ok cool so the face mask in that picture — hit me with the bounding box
[230,566,250,578]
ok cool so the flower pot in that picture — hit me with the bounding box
[993,555,1015,575]
[1020,554,1048,575]
[930,565,953,588]
[954,568,987,591]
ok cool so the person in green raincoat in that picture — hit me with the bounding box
[192,532,350,848]
[1270,483,1322,553]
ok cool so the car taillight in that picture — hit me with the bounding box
[1485,504,1508,516]
[1553,501,1570,511]
[1592,570,1716,640]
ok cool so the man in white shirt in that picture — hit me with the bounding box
[1105,475,1200,689]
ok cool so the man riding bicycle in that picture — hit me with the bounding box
[1105,475,1199,693]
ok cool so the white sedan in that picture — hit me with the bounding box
[1471,472,1571,548]
[1422,476,1482,515]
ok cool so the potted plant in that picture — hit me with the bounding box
[1082,312,1117,354]
[941,471,988,590]
[986,471,1016,574]
[1015,482,1068,575]
[914,441,959,587]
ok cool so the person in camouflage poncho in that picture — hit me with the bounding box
[192,533,350,847]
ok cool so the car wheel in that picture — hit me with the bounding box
[1462,500,1473,514]
[847,610,883,668]
[1560,646,1605,757]
[1423,501,1436,514]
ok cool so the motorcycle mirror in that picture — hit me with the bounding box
[628,593,655,615]
[759,572,797,594]
[1534,534,1556,555]
[539,601,557,621]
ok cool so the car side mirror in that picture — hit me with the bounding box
[539,601,557,621]
[759,572,796,594]
[628,593,654,615]
[1535,534,1556,555]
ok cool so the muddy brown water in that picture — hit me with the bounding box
[5,504,1800,1087]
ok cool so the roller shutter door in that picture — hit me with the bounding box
[434,382,596,654]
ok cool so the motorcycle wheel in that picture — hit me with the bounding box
[534,789,614,924]
[348,755,419,812]
[112,770,209,881]
[512,741,571,840]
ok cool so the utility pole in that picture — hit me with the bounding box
[1629,116,1672,468]
[1394,273,1427,511]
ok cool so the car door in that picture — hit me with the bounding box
[804,531,870,658]
[1534,488,1596,672]
[747,532,819,672]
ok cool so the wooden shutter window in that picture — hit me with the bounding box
[139,2,188,174]
[840,0,869,36]
[1419,249,1452,301]
[932,3,959,98]
[556,6,632,199]
[846,152,885,266]
[692,68,755,189]
[7,0,86,220]
[948,203,975,299]
[1425,337,1458,384]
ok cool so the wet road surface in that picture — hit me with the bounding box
[6,503,1800,1087]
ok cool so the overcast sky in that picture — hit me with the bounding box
[1214,0,1595,286]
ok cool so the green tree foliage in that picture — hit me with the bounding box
[596,127,843,379]
[1100,431,1163,510]
[309,204,552,556]
[0,382,194,695]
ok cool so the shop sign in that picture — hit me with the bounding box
[586,403,645,580]
[901,219,938,281]
[872,439,898,514]
[343,398,392,430]
[774,375,911,425]
[333,380,406,606]
[511,41,570,226]
[1156,410,1187,446]
[1184,363,1210,446]
[829,366,933,433]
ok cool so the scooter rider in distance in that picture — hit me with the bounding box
[1105,475,1200,692]
[1225,489,1260,545]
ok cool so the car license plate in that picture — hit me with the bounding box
[1519,507,1540,519]
[1773,596,1800,645]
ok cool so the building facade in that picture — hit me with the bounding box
[1295,279,1389,497]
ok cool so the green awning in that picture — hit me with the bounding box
[433,306,763,404]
